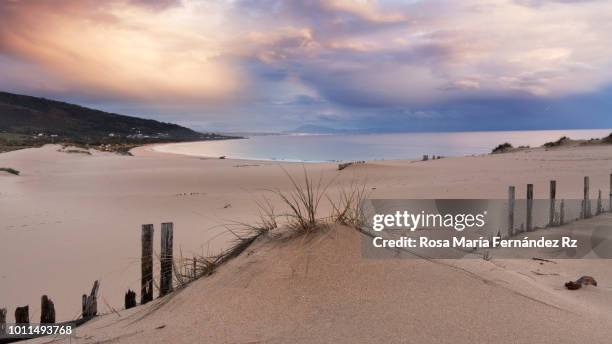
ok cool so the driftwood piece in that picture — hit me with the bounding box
[565,276,597,290]
[40,295,55,324]
[125,289,137,309]
[15,306,29,324]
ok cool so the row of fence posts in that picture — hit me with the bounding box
[0,281,98,328]
[507,174,612,237]
[0,223,175,330]
[127,222,174,310]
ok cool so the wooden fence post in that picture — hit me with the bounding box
[526,184,533,231]
[82,280,99,318]
[124,289,136,310]
[40,295,55,324]
[193,257,197,279]
[160,222,174,297]
[597,190,602,215]
[508,186,515,236]
[0,307,6,334]
[559,199,565,226]
[549,180,556,227]
[583,176,590,218]
[15,306,28,324]
[609,173,612,212]
[141,224,154,304]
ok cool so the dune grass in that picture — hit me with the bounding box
[170,168,368,289]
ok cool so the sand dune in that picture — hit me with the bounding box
[1,143,611,342]
[29,224,612,344]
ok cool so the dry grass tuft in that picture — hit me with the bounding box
[328,179,369,227]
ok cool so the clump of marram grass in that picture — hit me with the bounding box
[271,167,335,233]
[491,142,512,154]
[328,180,369,227]
[167,168,368,291]
[0,167,20,175]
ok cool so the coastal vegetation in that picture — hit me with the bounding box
[493,132,612,154]
[0,91,239,154]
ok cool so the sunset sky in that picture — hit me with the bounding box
[1,0,612,132]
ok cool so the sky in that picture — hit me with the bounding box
[1,0,612,133]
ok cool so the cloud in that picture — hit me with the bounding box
[1,0,612,131]
[0,0,238,103]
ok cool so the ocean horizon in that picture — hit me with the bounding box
[155,128,612,162]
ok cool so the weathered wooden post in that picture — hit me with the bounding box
[159,222,174,297]
[15,306,29,324]
[559,199,565,226]
[40,295,55,324]
[508,186,515,236]
[597,190,603,215]
[141,224,154,304]
[609,173,612,212]
[124,289,136,310]
[82,280,99,318]
[549,180,556,227]
[193,257,197,279]
[583,176,590,218]
[0,308,6,334]
[526,184,533,231]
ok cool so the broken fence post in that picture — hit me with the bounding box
[0,307,6,334]
[15,306,29,324]
[508,186,515,236]
[82,280,99,318]
[526,184,533,231]
[40,295,55,324]
[160,222,174,297]
[125,289,137,310]
[141,224,154,304]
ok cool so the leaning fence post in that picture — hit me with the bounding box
[508,186,515,236]
[160,222,174,297]
[40,295,55,324]
[141,224,154,304]
[583,176,590,218]
[549,180,556,227]
[15,306,29,324]
[526,184,533,231]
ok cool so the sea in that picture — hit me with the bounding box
[154,129,612,162]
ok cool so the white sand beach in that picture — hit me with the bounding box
[1,143,611,343]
